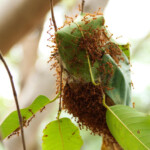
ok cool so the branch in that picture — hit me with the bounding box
[0,0,60,55]
[81,0,85,13]
[0,51,26,150]
[50,0,62,118]
[50,0,57,32]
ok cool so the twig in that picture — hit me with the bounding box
[58,65,63,114]
[0,52,26,150]
[50,0,62,118]
[0,0,60,55]
[81,0,85,13]
[50,0,57,32]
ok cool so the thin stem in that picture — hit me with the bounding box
[49,92,60,104]
[100,86,108,109]
[86,51,107,108]
[86,53,100,86]
[57,65,63,120]
[86,52,107,108]
[0,52,26,150]
[50,0,62,119]
[81,0,85,13]
[59,65,63,113]
[50,0,57,32]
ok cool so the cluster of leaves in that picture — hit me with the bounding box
[56,14,131,106]
[0,95,83,150]
[0,13,150,150]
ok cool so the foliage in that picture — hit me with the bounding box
[119,43,130,60]
[42,118,83,150]
[56,14,131,105]
[0,94,59,139]
[0,9,150,150]
[106,105,150,150]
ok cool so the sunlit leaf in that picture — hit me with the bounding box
[42,118,83,150]
[119,43,130,60]
[0,94,59,139]
[106,105,150,150]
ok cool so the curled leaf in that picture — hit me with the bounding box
[56,14,131,105]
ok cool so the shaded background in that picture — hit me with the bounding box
[0,0,150,149]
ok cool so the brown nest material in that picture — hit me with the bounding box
[63,82,110,135]
[63,82,122,149]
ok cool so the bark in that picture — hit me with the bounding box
[0,0,60,55]
[19,22,43,89]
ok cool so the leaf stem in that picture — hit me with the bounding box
[53,92,61,119]
[101,89,108,109]
[0,52,26,150]
[86,54,100,86]
[87,53,108,108]
[49,92,60,104]
[57,90,62,120]
[58,65,63,119]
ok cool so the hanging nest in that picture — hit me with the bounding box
[62,82,122,149]
[63,82,112,135]
[60,14,122,139]
[49,9,130,150]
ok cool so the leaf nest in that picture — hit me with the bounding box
[63,82,112,135]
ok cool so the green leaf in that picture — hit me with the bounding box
[56,14,131,105]
[42,118,83,150]
[103,53,131,105]
[118,43,130,60]
[0,94,59,139]
[106,105,150,150]
[56,14,105,83]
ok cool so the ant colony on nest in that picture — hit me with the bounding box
[49,0,131,149]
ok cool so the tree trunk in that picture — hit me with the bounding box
[0,0,60,55]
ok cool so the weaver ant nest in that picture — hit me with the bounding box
[49,6,127,149]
